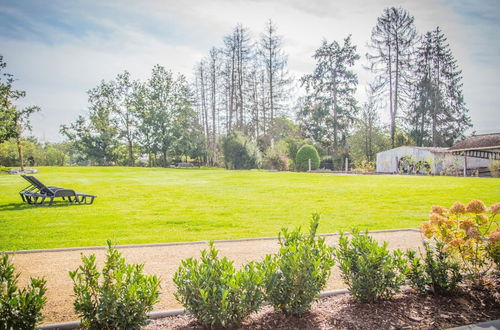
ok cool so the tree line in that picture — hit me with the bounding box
[0,7,472,170]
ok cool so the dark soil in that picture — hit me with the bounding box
[146,276,500,330]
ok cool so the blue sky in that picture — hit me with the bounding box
[1,0,499,141]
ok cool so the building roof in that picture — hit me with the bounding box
[448,133,500,151]
[376,146,450,156]
[414,147,450,153]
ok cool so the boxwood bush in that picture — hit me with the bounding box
[0,253,47,330]
[174,242,264,328]
[295,144,320,171]
[69,241,161,330]
[261,214,334,316]
[335,230,406,302]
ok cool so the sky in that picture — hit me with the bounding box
[1,0,499,142]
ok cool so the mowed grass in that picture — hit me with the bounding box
[0,166,499,250]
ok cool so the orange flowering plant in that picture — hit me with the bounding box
[420,200,500,278]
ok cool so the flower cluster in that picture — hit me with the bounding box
[420,200,499,278]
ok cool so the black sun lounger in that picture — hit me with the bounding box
[19,175,96,206]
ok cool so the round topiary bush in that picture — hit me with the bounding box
[295,144,320,172]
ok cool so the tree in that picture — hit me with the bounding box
[408,27,471,147]
[11,106,40,170]
[140,65,199,166]
[222,24,252,133]
[113,71,140,166]
[61,80,120,165]
[208,48,219,164]
[299,35,360,153]
[348,93,390,166]
[0,55,40,169]
[194,60,209,163]
[259,19,291,133]
[367,7,418,148]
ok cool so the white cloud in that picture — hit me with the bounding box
[2,0,499,141]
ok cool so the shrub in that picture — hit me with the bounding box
[486,227,500,270]
[0,253,47,330]
[335,230,406,302]
[420,200,499,279]
[405,242,462,295]
[264,152,289,171]
[261,214,334,316]
[221,132,261,170]
[295,144,320,172]
[174,242,264,328]
[489,159,500,177]
[354,160,375,172]
[264,143,290,171]
[69,241,160,330]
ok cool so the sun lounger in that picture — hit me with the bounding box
[19,175,96,206]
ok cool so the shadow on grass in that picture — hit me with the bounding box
[0,202,82,211]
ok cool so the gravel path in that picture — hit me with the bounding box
[11,229,423,325]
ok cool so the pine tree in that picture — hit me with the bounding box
[408,27,471,147]
[299,35,360,153]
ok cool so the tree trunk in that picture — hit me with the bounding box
[127,137,134,167]
[228,52,235,133]
[432,57,440,147]
[16,134,24,171]
[388,44,395,148]
[269,37,274,127]
[331,69,338,152]
[394,39,400,149]
[211,65,217,165]
[162,150,168,167]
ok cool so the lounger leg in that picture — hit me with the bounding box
[34,196,43,206]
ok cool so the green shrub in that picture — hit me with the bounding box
[404,242,462,295]
[335,230,406,302]
[261,214,334,316]
[489,159,500,177]
[295,144,320,172]
[174,242,264,328]
[0,253,47,330]
[69,241,160,330]
[264,143,290,171]
[486,241,500,271]
[221,132,261,170]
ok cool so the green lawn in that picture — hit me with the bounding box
[0,167,499,250]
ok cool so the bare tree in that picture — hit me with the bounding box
[259,19,291,133]
[367,7,418,147]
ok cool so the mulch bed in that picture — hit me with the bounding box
[146,275,500,330]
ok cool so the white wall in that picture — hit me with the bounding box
[376,147,498,174]
[376,146,437,173]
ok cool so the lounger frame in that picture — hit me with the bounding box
[19,175,96,206]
